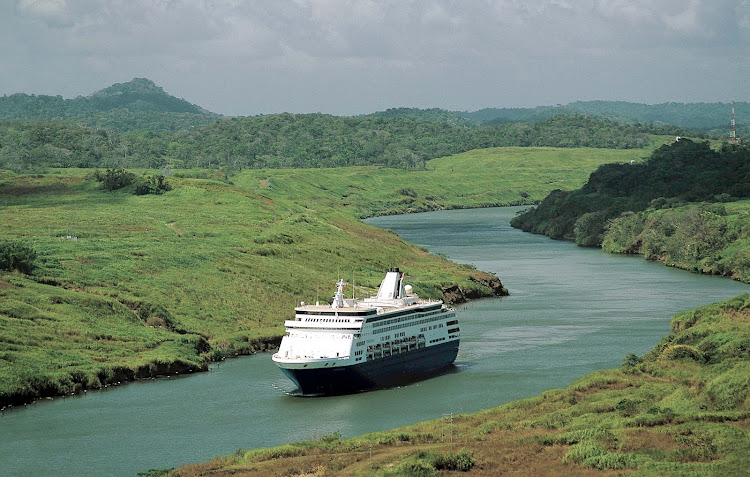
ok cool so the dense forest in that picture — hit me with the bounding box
[365,107,478,127]
[0,114,659,171]
[511,139,750,245]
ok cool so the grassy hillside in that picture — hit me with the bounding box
[243,146,650,218]
[0,146,644,407]
[173,294,750,476]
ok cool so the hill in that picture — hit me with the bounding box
[85,78,211,114]
[510,139,750,287]
[0,78,220,132]
[456,101,748,132]
[2,79,745,135]
[511,140,750,242]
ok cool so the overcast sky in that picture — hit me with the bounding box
[2,0,749,116]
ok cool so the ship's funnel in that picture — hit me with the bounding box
[376,270,405,300]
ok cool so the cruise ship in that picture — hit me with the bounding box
[272,268,460,395]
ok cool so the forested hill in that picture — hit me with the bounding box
[0,114,656,171]
[364,107,477,127]
[0,78,220,132]
[511,139,750,244]
[457,100,748,131]
[86,78,210,114]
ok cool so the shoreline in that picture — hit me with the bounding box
[0,270,507,410]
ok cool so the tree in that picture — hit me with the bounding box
[94,168,136,191]
[134,175,172,195]
[0,241,37,274]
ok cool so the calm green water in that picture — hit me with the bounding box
[2,207,748,476]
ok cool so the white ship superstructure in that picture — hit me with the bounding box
[272,268,460,394]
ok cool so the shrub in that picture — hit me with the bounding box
[94,168,136,191]
[616,398,641,417]
[134,175,172,195]
[623,353,643,367]
[0,241,37,274]
[635,407,676,427]
[320,431,341,444]
[585,452,637,470]
[660,344,705,363]
[431,449,476,471]
[390,460,437,477]
[563,444,605,464]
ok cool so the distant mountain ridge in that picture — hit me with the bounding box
[1,77,745,134]
[369,101,746,131]
[455,100,747,130]
[0,78,220,132]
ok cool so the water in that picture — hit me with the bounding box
[2,207,747,476]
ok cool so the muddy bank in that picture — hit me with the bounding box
[441,272,509,305]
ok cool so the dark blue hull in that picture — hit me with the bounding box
[280,340,459,395]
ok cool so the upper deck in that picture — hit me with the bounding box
[295,303,377,316]
[287,269,447,329]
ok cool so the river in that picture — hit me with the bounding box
[2,207,747,476]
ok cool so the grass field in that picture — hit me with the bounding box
[173,294,750,476]
[0,146,653,406]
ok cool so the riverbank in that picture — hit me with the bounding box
[174,293,750,476]
[5,205,747,477]
[0,146,584,408]
[511,140,750,286]
[0,146,649,407]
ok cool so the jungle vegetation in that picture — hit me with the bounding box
[0,114,661,172]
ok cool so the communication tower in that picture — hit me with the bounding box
[730,100,738,144]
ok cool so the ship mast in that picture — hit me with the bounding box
[331,279,346,308]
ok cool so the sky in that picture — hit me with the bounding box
[2,0,749,116]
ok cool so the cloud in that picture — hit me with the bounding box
[18,0,68,17]
[2,0,749,114]
[17,0,74,27]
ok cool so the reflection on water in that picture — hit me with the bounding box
[1,207,747,476]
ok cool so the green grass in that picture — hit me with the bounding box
[0,145,653,406]
[240,146,650,217]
